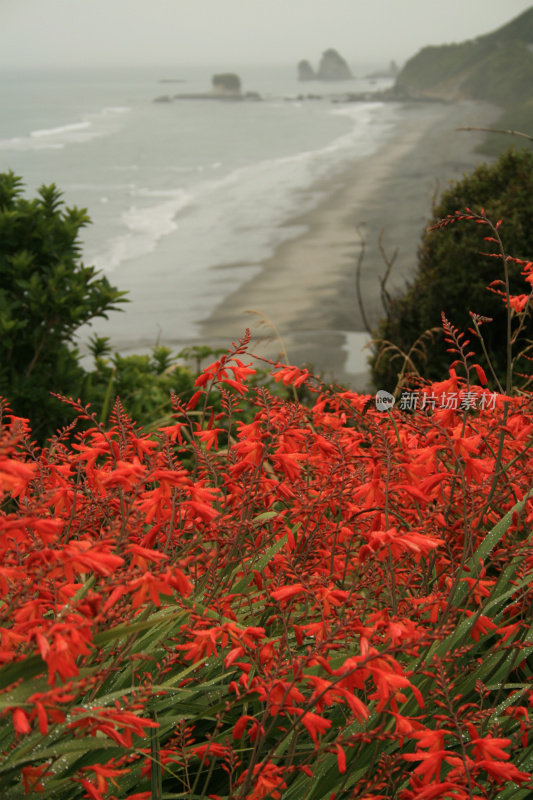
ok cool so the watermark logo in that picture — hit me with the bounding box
[375,389,498,412]
[397,390,497,411]
[375,390,396,412]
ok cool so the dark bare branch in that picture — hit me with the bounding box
[377,229,397,316]
[354,227,373,334]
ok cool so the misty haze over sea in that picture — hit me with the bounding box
[0,64,399,356]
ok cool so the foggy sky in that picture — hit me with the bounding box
[2,0,533,70]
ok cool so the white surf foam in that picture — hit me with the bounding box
[90,187,192,271]
[0,106,130,151]
[88,101,399,278]
[31,121,91,138]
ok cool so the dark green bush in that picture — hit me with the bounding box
[370,148,533,390]
[0,172,126,439]
[85,341,197,428]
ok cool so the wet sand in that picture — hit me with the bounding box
[199,100,499,389]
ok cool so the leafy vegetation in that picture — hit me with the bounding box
[370,148,533,391]
[0,201,532,798]
[85,339,197,429]
[0,172,127,440]
[1,335,532,797]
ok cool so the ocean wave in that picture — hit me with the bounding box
[0,106,130,151]
[31,121,91,138]
[0,136,64,151]
[185,102,396,219]
[89,101,399,275]
[91,187,192,272]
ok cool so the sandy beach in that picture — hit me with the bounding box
[199,100,500,389]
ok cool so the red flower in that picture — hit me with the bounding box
[290,708,332,742]
[21,763,53,793]
[79,762,130,795]
[12,707,31,735]
[273,365,310,387]
[336,743,346,774]
[271,584,306,603]
[476,759,531,785]
[238,761,287,800]
[403,749,451,784]
[191,742,231,765]
[507,293,530,313]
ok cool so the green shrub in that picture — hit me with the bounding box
[370,148,533,391]
[0,172,126,439]
[85,341,197,428]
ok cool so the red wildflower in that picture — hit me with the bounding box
[290,707,332,742]
[12,708,31,735]
[21,763,53,793]
[0,456,35,497]
[336,743,347,774]
[273,365,310,387]
[191,742,231,765]
[239,761,287,800]
[508,293,530,314]
[79,762,130,794]
[476,759,531,784]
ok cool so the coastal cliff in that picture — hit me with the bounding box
[392,6,533,154]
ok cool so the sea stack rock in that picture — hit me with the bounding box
[211,73,241,96]
[298,59,317,81]
[366,60,401,80]
[317,49,353,80]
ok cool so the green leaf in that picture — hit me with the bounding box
[231,533,288,595]
[151,711,163,800]
[450,487,533,609]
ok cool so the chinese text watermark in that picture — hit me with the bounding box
[375,390,498,412]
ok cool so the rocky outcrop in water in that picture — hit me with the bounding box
[212,73,241,95]
[366,60,400,79]
[157,73,262,102]
[297,49,353,81]
[317,49,353,80]
[298,60,317,81]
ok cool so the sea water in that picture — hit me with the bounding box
[0,64,398,357]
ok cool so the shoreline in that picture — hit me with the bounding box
[199,100,500,389]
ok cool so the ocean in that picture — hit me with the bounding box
[0,64,398,359]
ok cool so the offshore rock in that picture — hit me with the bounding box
[212,73,241,95]
[160,73,263,102]
[317,49,353,80]
[298,59,317,81]
[366,60,400,79]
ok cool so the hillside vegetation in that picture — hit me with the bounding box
[370,148,533,390]
[393,7,533,154]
